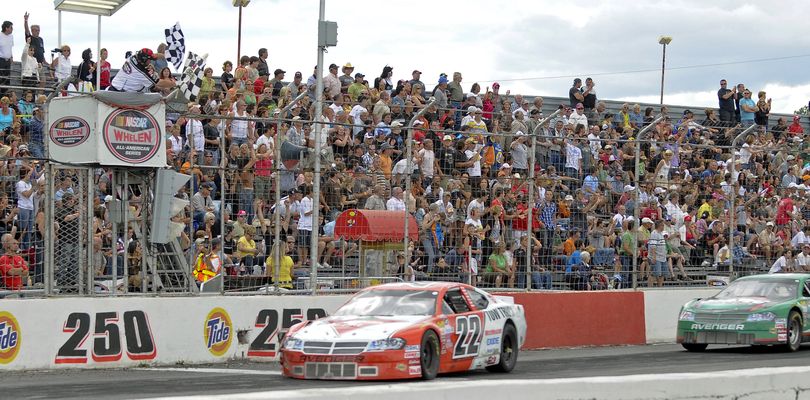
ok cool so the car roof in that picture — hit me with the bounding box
[737,273,810,282]
[363,281,472,292]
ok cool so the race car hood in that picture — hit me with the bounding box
[688,297,785,312]
[291,315,431,341]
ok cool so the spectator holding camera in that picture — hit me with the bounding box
[51,45,72,83]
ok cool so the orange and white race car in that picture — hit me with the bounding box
[280,281,526,380]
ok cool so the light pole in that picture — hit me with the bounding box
[233,0,251,62]
[310,0,338,293]
[658,36,672,105]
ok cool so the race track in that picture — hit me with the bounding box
[5,344,810,399]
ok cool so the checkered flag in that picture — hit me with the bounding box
[179,51,207,102]
[164,22,185,71]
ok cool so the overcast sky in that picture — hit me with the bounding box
[7,0,809,113]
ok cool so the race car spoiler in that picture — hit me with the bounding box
[493,295,515,304]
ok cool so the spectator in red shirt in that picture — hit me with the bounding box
[98,48,111,90]
[0,233,28,290]
[788,115,804,135]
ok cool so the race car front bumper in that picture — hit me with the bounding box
[676,321,785,345]
[280,350,424,380]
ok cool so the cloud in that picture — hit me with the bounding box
[6,0,807,112]
[627,82,810,114]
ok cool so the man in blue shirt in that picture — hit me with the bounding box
[738,89,757,126]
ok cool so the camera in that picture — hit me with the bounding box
[51,48,63,54]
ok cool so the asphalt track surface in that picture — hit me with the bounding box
[5,343,810,399]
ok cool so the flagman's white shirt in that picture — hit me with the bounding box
[110,56,157,93]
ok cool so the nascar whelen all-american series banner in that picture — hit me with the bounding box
[47,92,167,168]
[0,296,348,370]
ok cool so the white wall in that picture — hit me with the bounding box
[643,289,721,343]
[0,288,726,371]
[0,295,350,371]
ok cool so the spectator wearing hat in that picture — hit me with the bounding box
[647,220,669,287]
[510,131,529,177]
[464,107,487,140]
[432,74,449,109]
[348,73,366,102]
[322,63,340,99]
[448,72,464,130]
[788,115,804,135]
[192,182,217,228]
[283,72,302,99]
[408,70,425,98]
[267,68,286,100]
[569,102,589,130]
[339,62,355,93]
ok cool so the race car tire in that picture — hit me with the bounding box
[783,310,803,352]
[681,343,708,352]
[486,322,518,373]
[420,330,440,380]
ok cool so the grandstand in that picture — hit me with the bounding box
[1,55,809,296]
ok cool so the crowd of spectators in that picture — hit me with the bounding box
[0,12,809,292]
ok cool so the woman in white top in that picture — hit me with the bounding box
[21,38,39,88]
[228,101,252,146]
[654,149,673,187]
[769,250,795,274]
[51,45,73,82]
[739,135,756,168]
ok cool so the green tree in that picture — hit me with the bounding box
[795,105,808,116]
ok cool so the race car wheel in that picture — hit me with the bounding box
[487,323,518,373]
[784,310,803,352]
[420,330,440,380]
[681,343,708,352]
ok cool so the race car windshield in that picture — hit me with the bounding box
[714,279,797,302]
[334,290,437,316]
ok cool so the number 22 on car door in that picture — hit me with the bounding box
[452,313,483,359]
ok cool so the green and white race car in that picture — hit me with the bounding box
[677,273,810,352]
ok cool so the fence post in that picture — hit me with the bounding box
[632,116,663,289]
[529,110,561,290]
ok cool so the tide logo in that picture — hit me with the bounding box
[204,308,232,357]
[0,311,21,364]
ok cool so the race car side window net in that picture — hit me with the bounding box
[465,288,490,310]
[444,289,471,314]
[803,282,810,298]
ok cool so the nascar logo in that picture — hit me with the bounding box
[0,311,21,364]
[690,323,745,330]
[204,308,232,356]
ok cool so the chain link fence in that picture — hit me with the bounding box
[3,79,807,297]
[48,166,93,294]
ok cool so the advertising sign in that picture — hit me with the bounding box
[102,109,161,164]
[46,94,167,168]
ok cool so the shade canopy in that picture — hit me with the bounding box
[54,0,131,17]
[334,209,418,242]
